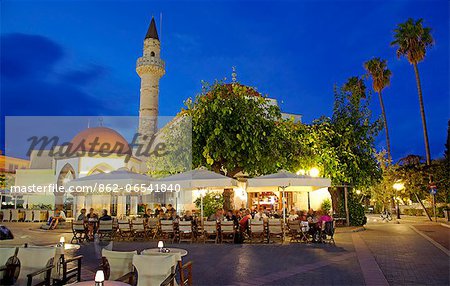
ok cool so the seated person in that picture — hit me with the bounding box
[86,208,99,240]
[208,208,224,221]
[308,211,322,242]
[166,204,176,215]
[272,210,283,219]
[225,210,238,225]
[239,210,252,234]
[154,205,164,216]
[254,209,268,221]
[182,210,194,221]
[320,211,333,223]
[143,208,153,218]
[77,208,87,221]
[299,210,308,221]
[49,208,66,229]
[287,209,299,221]
[171,211,180,222]
[99,209,112,221]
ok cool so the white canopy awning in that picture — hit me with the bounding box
[157,168,237,190]
[65,167,153,195]
[247,170,331,192]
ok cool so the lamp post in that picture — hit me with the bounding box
[198,189,207,227]
[393,181,405,220]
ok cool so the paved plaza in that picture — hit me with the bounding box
[1,216,449,285]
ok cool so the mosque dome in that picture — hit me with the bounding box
[70,127,131,155]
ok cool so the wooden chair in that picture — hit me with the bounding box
[141,251,193,286]
[159,220,175,243]
[177,221,193,243]
[32,210,42,222]
[288,220,301,242]
[97,220,114,241]
[1,210,11,222]
[299,221,311,242]
[202,221,218,243]
[268,219,283,243]
[131,218,147,240]
[321,220,336,244]
[0,247,18,285]
[70,220,86,244]
[7,246,56,286]
[219,221,235,243]
[52,254,83,285]
[100,249,137,284]
[10,210,19,222]
[24,210,33,222]
[249,219,265,243]
[116,219,132,241]
[147,217,159,239]
[132,254,177,286]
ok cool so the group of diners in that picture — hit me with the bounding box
[143,205,334,243]
[70,203,334,243]
[75,208,113,240]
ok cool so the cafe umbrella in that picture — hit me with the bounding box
[247,170,331,240]
[157,168,238,224]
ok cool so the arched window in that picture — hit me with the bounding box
[150,51,155,57]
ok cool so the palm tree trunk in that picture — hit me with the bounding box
[378,90,392,163]
[413,63,431,166]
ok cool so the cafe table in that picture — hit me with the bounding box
[70,281,128,286]
[142,247,188,259]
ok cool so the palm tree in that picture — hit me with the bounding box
[391,18,434,166]
[364,58,392,162]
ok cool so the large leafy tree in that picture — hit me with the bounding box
[364,58,393,162]
[184,81,288,177]
[391,18,434,166]
[309,77,382,212]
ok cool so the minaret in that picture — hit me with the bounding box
[136,17,165,143]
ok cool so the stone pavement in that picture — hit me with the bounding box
[1,219,449,285]
[411,224,450,250]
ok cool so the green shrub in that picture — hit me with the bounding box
[321,198,332,213]
[426,207,445,218]
[194,192,224,218]
[338,191,367,226]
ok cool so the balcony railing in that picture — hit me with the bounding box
[136,57,165,69]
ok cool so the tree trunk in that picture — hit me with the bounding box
[222,188,234,211]
[414,192,432,221]
[413,63,431,167]
[328,187,343,215]
[378,90,392,163]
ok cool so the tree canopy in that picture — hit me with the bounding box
[184,81,288,177]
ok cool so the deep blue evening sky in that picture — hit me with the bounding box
[1,0,448,161]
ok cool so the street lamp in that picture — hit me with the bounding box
[309,167,320,177]
[393,181,405,219]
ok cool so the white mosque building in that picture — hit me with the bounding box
[14,18,166,218]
